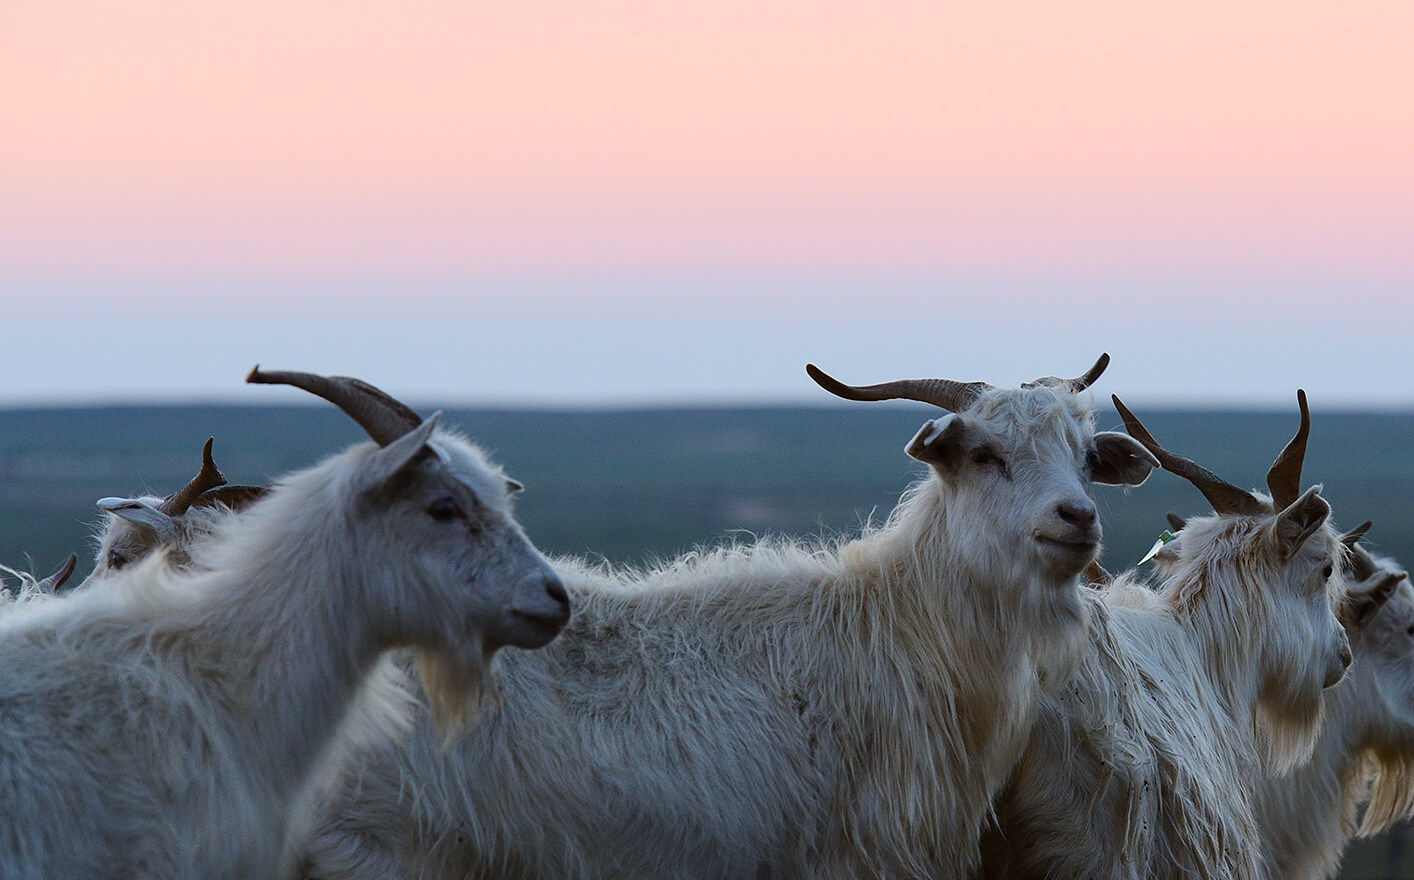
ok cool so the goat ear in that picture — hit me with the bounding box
[97,498,178,543]
[1090,432,1159,486]
[1272,485,1330,561]
[1344,570,1406,630]
[359,414,442,499]
[906,415,968,471]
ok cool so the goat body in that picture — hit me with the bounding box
[0,420,568,880]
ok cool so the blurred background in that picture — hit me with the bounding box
[3,1,1412,875]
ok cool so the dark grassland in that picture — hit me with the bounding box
[1,403,1411,878]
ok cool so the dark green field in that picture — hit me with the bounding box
[2,402,1412,877]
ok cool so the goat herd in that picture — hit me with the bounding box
[0,357,1410,880]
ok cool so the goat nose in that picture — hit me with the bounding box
[545,572,570,608]
[1056,501,1097,527]
[1338,640,1353,670]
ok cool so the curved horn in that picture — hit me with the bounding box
[160,437,228,517]
[1112,395,1266,516]
[246,367,422,446]
[37,553,78,593]
[1022,353,1111,392]
[1340,520,1373,549]
[194,484,272,512]
[1266,389,1310,511]
[805,364,992,413]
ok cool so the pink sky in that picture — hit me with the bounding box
[2,1,1411,406]
[5,1,1412,279]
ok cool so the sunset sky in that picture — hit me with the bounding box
[3,1,1411,407]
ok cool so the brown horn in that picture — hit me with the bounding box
[1340,520,1373,549]
[1112,395,1266,516]
[1265,389,1310,511]
[160,438,228,517]
[194,485,272,512]
[246,367,422,446]
[805,364,992,412]
[1347,542,1380,582]
[39,554,78,593]
[1022,353,1111,392]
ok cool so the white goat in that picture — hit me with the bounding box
[0,554,77,607]
[978,391,1355,880]
[90,436,268,578]
[0,368,571,880]
[1254,539,1414,879]
[294,354,1159,880]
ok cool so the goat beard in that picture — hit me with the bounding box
[414,636,498,743]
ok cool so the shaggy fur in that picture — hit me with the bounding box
[1256,552,1414,879]
[980,494,1353,880]
[295,383,1158,879]
[0,423,568,880]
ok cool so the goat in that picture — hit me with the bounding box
[294,354,1159,880]
[92,436,268,577]
[979,390,1355,880]
[0,554,77,606]
[1254,537,1413,879]
[0,368,571,880]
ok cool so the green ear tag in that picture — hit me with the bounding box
[1138,529,1178,565]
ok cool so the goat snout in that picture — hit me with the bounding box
[1056,500,1098,529]
[1325,637,1353,688]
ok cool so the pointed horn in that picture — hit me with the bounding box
[1266,389,1311,511]
[194,484,272,512]
[1112,395,1266,516]
[160,438,228,517]
[1340,520,1374,549]
[1347,542,1380,582]
[246,366,422,446]
[1023,353,1110,392]
[37,554,78,593]
[805,364,992,412]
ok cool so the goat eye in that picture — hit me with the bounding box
[1322,563,1334,580]
[427,498,463,522]
[107,551,127,571]
[971,448,998,467]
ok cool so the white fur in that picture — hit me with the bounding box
[1256,553,1414,879]
[980,493,1353,880]
[296,382,1157,879]
[0,423,568,880]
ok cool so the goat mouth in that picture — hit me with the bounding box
[1035,534,1097,577]
[1035,534,1097,554]
[506,608,569,648]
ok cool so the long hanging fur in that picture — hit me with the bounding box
[980,495,1353,880]
[0,426,567,880]
[295,383,1158,879]
[1255,553,1414,879]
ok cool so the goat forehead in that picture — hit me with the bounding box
[969,387,1094,453]
[433,438,512,510]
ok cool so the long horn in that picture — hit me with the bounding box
[1022,353,1110,392]
[195,484,272,512]
[37,554,78,593]
[246,367,422,446]
[805,364,992,412]
[1112,395,1267,516]
[1340,520,1373,549]
[160,438,228,516]
[1266,389,1310,511]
